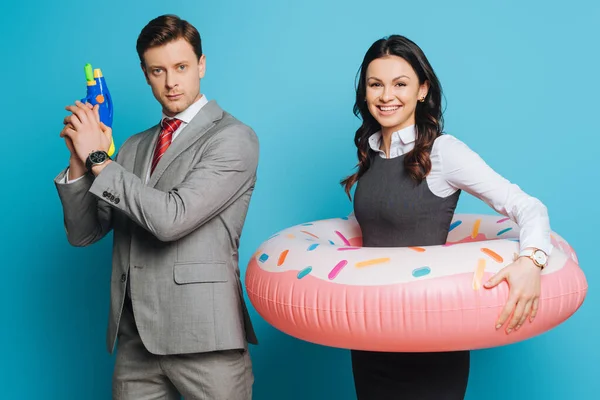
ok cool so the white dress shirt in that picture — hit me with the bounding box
[368,124,552,255]
[63,95,209,184]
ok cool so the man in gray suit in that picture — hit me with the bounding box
[55,14,258,399]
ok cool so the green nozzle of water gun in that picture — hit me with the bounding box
[84,63,94,82]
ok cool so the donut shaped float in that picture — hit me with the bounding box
[245,214,587,352]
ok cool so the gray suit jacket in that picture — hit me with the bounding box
[54,100,259,355]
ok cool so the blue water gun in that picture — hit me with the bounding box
[81,63,115,156]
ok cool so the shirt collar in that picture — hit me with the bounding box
[397,124,416,144]
[368,124,416,153]
[161,94,208,125]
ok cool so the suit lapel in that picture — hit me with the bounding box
[148,100,224,187]
[133,126,161,180]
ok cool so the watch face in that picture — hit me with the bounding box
[90,151,107,164]
[533,250,548,265]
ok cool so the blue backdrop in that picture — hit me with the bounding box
[1,0,598,398]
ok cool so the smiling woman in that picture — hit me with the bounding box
[342,35,443,192]
[334,34,560,400]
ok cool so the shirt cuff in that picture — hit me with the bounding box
[61,167,87,184]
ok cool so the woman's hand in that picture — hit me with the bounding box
[484,254,542,334]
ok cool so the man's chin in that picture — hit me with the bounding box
[162,104,183,117]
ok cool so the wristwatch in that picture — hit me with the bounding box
[86,150,111,171]
[519,248,548,269]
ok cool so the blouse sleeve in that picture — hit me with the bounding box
[437,134,552,255]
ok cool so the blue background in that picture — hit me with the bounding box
[1,0,598,398]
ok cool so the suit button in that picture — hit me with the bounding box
[115,198,120,204]
[120,273,126,282]
[103,191,108,197]
[110,195,115,202]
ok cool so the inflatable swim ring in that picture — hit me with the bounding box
[245,213,587,352]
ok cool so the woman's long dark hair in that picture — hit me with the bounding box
[341,35,444,199]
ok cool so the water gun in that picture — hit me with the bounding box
[81,63,115,157]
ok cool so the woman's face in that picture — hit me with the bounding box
[365,55,429,134]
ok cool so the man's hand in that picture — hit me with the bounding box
[61,124,87,180]
[61,100,112,165]
[61,111,86,180]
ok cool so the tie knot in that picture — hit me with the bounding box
[161,118,182,135]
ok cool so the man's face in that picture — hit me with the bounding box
[142,38,205,117]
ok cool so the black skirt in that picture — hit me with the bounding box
[351,349,470,400]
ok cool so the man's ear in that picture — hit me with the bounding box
[197,54,206,80]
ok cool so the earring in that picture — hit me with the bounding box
[419,97,425,103]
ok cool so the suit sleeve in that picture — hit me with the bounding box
[53,137,134,247]
[54,167,115,247]
[87,124,259,242]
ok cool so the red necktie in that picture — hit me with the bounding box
[151,118,182,175]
